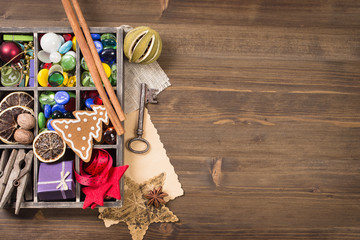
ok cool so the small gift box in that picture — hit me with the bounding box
[37,160,76,201]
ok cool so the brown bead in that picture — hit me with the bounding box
[103,127,116,144]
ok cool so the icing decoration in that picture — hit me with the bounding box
[51,105,109,162]
[74,149,128,209]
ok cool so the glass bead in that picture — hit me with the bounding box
[48,71,64,87]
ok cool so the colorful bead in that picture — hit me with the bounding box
[99,48,116,64]
[44,104,52,119]
[37,69,49,87]
[103,127,116,144]
[37,50,51,63]
[52,104,67,113]
[94,40,103,53]
[85,98,94,109]
[100,33,116,41]
[49,51,61,63]
[102,63,111,78]
[48,64,63,75]
[66,76,76,87]
[93,96,103,105]
[62,33,72,42]
[51,110,64,119]
[72,36,77,51]
[61,55,76,71]
[38,112,46,129]
[47,119,55,131]
[63,112,75,119]
[64,97,76,112]
[39,91,56,106]
[48,71,64,87]
[81,57,88,70]
[91,33,101,40]
[101,39,116,49]
[1,67,22,87]
[58,40,73,54]
[81,71,94,87]
[55,91,70,105]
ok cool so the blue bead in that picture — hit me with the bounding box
[94,40,103,53]
[44,104,52,119]
[58,41,73,54]
[55,91,70,105]
[47,119,55,131]
[52,104,67,113]
[99,48,116,64]
[85,98,94,109]
[91,33,101,40]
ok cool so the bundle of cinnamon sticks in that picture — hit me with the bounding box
[62,0,125,135]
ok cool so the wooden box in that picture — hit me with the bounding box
[0,27,125,208]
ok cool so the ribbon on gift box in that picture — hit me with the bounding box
[74,149,128,209]
[38,161,72,199]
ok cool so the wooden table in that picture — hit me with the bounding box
[1,0,360,239]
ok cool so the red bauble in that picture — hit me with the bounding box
[0,42,22,63]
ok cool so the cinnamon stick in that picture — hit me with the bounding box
[71,0,125,122]
[61,0,124,135]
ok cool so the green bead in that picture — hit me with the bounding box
[67,91,76,98]
[60,55,76,71]
[100,33,116,41]
[81,71,95,87]
[38,112,46,129]
[48,71,64,87]
[111,63,117,79]
[39,128,48,133]
[109,75,116,86]
[81,57,88,70]
[1,66,21,87]
[39,91,56,106]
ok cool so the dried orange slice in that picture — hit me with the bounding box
[0,92,34,112]
[0,106,34,144]
[33,131,66,163]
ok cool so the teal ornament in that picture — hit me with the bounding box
[48,71,64,87]
[60,55,76,71]
[39,91,56,106]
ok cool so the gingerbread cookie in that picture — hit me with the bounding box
[51,105,109,162]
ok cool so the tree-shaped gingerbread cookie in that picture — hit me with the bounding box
[51,105,109,162]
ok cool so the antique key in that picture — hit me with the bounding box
[127,83,158,154]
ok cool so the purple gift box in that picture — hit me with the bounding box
[37,160,76,201]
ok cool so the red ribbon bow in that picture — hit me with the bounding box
[74,149,128,209]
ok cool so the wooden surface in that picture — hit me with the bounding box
[1,0,360,239]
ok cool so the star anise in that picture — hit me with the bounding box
[143,186,168,208]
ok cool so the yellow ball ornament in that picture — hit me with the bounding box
[123,26,162,64]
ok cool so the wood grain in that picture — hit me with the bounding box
[1,0,360,239]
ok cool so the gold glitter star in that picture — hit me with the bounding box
[99,173,178,240]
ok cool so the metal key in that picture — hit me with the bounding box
[127,83,158,154]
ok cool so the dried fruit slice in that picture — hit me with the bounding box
[33,131,66,163]
[0,92,34,112]
[0,106,34,144]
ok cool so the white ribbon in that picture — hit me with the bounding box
[56,170,70,191]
